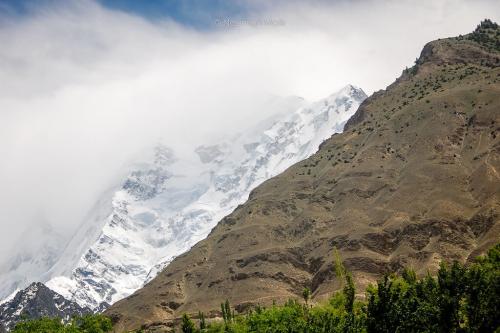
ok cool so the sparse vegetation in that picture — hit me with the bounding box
[13,243,499,332]
[169,244,499,333]
[469,19,500,51]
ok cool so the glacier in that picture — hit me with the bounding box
[2,85,366,309]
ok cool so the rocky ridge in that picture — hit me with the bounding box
[0,282,90,331]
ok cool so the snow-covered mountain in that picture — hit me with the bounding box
[0,282,90,331]
[2,85,366,310]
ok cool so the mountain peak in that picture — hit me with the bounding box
[0,282,90,331]
[341,83,364,94]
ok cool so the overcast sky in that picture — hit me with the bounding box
[0,0,499,265]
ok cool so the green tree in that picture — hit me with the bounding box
[181,314,196,333]
[72,314,112,333]
[302,287,311,306]
[333,248,346,285]
[199,311,206,331]
[12,317,67,333]
[342,272,357,332]
[343,273,355,315]
[221,300,232,325]
[464,244,500,332]
[246,299,308,332]
[12,314,112,333]
[437,261,467,332]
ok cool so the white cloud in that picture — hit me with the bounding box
[0,0,499,264]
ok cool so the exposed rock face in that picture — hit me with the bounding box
[0,283,90,331]
[106,24,500,332]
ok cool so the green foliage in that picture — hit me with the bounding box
[366,244,500,333]
[437,261,467,332]
[14,245,500,333]
[181,243,499,333]
[302,287,311,305]
[12,314,112,333]
[343,273,355,315]
[198,311,206,331]
[333,247,346,284]
[75,314,112,333]
[366,274,438,332]
[246,299,308,332]
[468,19,500,51]
[181,314,196,333]
[220,300,233,324]
[465,244,500,332]
[475,19,499,31]
[12,317,68,333]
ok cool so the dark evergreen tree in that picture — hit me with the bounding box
[437,261,467,332]
[198,311,206,331]
[465,244,500,332]
[181,314,195,333]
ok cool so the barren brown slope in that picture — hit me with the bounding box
[107,23,500,332]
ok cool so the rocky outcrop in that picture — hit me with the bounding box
[0,283,90,331]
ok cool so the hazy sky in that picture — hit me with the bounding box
[0,0,499,265]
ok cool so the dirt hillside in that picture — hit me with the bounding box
[106,21,500,332]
